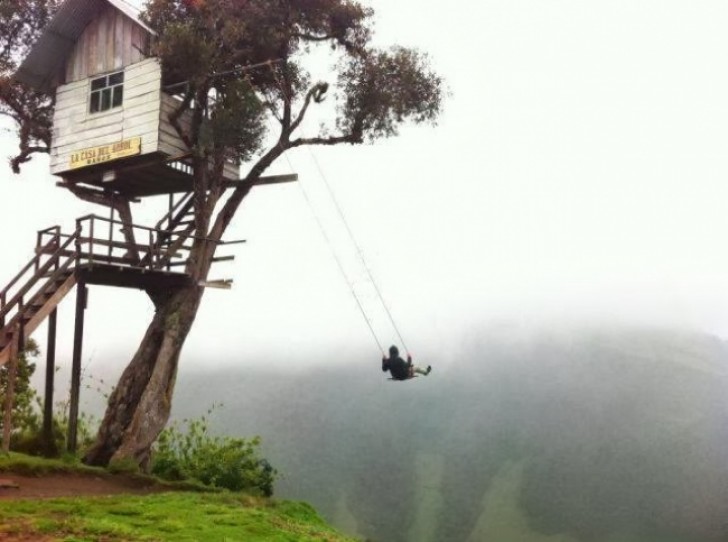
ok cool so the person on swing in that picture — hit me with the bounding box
[382,345,432,380]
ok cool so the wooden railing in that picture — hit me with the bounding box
[67,214,196,271]
[1,211,243,336]
[0,226,80,333]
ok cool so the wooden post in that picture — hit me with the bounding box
[42,308,57,456]
[67,283,87,454]
[1,329,20,454]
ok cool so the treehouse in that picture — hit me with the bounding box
[15,0,239,197]
[2,0,295,454]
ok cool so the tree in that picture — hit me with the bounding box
[2,0,444,467]
[0,339,41,444]
[0,0,55,172]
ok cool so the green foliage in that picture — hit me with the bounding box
[0,339,41,442]
[0,451,104,477]
[0,492,356,542]
[0,341,100,458]
[338,46,444,140]
[0,0,56,172]
[152,409,276,496]
[142,0,443,159]
[106,457,140,475]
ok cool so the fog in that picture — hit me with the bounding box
[4,3,728,541]
[168,325,728,542]
[4,2,728,366]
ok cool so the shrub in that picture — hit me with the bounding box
[151,411,276,496]
[0,339,41,439]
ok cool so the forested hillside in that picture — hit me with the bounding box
[173,326,728,542]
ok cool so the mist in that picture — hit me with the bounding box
[150,324,728,542]
[6,2,728,538]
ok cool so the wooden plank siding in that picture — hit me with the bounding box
[158,95,239,180]
[51,58,162,174]
[64,4,149,83]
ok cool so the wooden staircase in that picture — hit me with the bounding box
[0,199,204,367]
[0,228,79,366]
[144,192,196,271]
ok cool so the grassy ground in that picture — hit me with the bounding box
[0,452,105,476]
[0,453,356,541]
[0,492,357,542]
[0,452,208,492]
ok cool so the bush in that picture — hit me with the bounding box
[0,339,41,439]
[151,411,276,496]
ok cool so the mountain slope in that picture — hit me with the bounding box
[173,326,728,542]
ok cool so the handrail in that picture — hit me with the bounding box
[0,234,60,301]
[1,206,241,331]
[76,214,242,244]
[76,214,197,239]
[0,227,80,323]
[155,192,194,231]
[0,246,78,335]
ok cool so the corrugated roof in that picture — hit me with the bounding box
[15,0,155,91]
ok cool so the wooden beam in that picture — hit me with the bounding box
[56,181,142,203]
[42,308,57,457]
[1,329,20,453]
[23,274,77,346]
[67,283,87,454]
[198,279,233,290]
[0,273,76,369]
[242,173,298,187]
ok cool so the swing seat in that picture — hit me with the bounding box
[387,376,418,381]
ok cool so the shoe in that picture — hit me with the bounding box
[426,366,432,375]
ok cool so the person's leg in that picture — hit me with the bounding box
[413,365,432,376]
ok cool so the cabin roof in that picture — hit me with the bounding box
[15,0,155,91]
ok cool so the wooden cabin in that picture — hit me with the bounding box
[15,0,239,197]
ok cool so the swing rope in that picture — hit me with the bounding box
[303,144,410,356]
[290,153,386,355]
[262,63,410,356]
[246,67,385,355]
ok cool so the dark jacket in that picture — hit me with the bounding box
[382,354,412,380]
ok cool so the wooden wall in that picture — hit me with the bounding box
[159,95,240,180]
[51,58,162,174]
[65,4,149,84]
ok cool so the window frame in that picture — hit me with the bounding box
[89,70,125,114]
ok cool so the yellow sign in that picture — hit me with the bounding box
[69,137,142,170]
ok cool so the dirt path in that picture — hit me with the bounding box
[0,472,167,500]
[0,472,175,541]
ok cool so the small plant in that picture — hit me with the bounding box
[151,406,276,496]
[0,339,42,439]
[1,339,104,458]
[107,457,140,475]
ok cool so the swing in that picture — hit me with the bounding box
[261,64,425,379]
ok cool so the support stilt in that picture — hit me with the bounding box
[67,283,87,454]
[1,328,20,454]
[42,308,57,456]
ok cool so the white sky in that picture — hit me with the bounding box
[4,0,728,378]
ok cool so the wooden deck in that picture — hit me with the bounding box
[76,262,191,290]
[0,210,215,367]
[59,153,297,198]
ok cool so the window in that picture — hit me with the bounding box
[89,71,124,113]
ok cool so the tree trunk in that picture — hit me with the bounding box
[82,152,259,468]
[83,283,204,467]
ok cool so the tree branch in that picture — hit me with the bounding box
[289,82,328,136]
[293,32,335,42]
[207,140,288,247]
[280,64,292,129]
[289,132,362,147]
[167,89,194,150]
